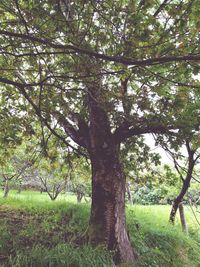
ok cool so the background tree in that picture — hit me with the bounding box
[169,141,200,225]
[154,129,200,234]
[0,143,39,197]
[120,135,161,203]
[69,158,91,203]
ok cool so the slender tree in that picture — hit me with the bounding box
[0,1,200,263]
[154,135,200,224]
[169,141,200,224]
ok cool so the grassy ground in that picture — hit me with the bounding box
[0,190,199,267]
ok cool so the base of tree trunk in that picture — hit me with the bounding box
[87,222,137,264]
[88,151,138,265]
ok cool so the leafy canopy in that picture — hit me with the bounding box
[0,0,200,149]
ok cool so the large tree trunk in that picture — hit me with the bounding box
[89,146,137,264]
[87,82,137,264]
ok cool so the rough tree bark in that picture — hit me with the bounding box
[87,83,137,264]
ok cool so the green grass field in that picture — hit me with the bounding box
[0,190,200,267]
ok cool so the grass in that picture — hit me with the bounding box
[0,190,200,267]
[0,190,78,204]
[127,206,200,267]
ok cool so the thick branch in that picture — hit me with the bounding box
[0,51,77,57]
[0,77,28,87]
[53,111,88,148]
[114,121,175,143]
[153,0,170,17]
[1,30,200,66]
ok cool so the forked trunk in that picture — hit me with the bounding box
[89,147,137,264]
[77,192,84,203]
[3,179,9,198]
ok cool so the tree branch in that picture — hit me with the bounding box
[114,120,175,143]
[153,0,171,17]
[140,66,200,89]
[1,30,200,66]
[52,111,88,148]
[0,80,87,156]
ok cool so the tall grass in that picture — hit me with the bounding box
[7,244,114,267]
[0,190,78,204]
[0,190,200,267]
[127,205,200,267]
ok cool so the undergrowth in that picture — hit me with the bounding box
[0,191,199,267]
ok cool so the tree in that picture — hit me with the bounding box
[0,1,200,263]
[34,171,67,200]
[69,158,91,203]
[154,131,200,230]
[169,141,200,225]
[120,136,161,204]
[30,158,68,200]
[0,144,38,197]
[154,130,200,224]
[25,133,75,199]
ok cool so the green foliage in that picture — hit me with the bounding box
[121,136,161,182]
[68,158,91,202]
[125,163,180,205]
[131,182,200,205]
[131,184,171,205]
[187,182,200,204]
[127,206,200,267]
[0,0,200,148]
